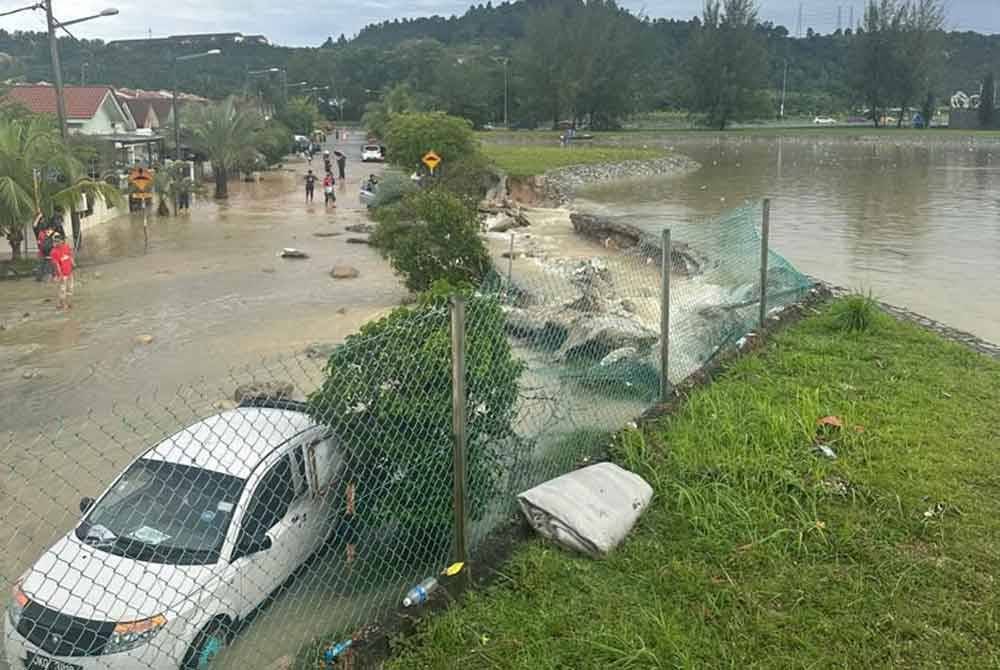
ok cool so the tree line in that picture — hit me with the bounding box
[0,0,997,129]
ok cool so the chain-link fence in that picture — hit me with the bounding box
[1,201,811,670]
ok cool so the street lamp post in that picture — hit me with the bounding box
[40,3,119,139]
[172,49,221,161]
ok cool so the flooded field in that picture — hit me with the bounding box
[571,133,1000,342]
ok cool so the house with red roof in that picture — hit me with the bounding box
[5,84,136,135]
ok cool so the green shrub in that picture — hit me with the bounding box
[432,152,499,204]
[370,189,490,292]
[384,112,477,169]
[369,170,417,208]
[829,292,883,333]
[307,283,526,539]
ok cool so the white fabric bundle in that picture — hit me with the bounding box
[517,462,653,558]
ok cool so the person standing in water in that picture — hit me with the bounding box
[304,169,317,203]
[334,150,347,181]
[323,171,336,208]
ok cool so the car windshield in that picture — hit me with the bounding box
[364,146,380,152]
[76,459,245,565]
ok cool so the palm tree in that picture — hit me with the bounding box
[0,116,121,260]
[187,98,262,199]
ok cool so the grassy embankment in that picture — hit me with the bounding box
[481,144,667,178]
[387,299,1000,669]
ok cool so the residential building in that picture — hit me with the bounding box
[5,84,135,135]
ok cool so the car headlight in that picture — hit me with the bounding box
[103,614,167,654]
[8,580,28,628]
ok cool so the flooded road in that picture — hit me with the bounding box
[568,134,1000,343]
[0,139,407,669]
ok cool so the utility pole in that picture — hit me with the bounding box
[837,6,842,33]
[849,6,854,30]
[81,61,88,85]
[44,0,69,139]
[796,3,804,38]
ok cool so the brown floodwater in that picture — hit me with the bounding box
[574,133,1000,343]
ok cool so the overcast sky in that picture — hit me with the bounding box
[3,0,997,47]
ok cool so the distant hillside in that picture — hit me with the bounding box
[1,0,999,125]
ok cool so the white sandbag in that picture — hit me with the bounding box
[517,462,653,558]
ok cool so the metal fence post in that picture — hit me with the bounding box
[449,295,470,584]
[660,229,671,403]
[759,199,771,328]
[507,232,515,288]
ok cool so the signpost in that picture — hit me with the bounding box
[421,150,441,175]
[129,167,153,253]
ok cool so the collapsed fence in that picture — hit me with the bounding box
[0,201,812,670]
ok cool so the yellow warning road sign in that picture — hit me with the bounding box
[129,167,154,191]
[421,151,441,173]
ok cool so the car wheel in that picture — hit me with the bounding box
[182,619,232,670]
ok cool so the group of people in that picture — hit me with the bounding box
[304,149,348,207]
[32,208,75,310]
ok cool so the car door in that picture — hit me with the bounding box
[304,434,344,546]
[288,436,343,557]
[231,455,306,617]
[286,442,325,562]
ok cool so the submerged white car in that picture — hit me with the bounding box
[5,403,343,670]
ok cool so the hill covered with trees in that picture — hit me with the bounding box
[0,0,997,128]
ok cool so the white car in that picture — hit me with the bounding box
[361,145,384,162]
[5,403,343,670]
[813,116,837,125]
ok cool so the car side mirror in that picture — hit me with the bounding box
[234,533,272,561]
[79,497,94,515]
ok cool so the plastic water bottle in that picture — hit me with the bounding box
[402,577,439,607]
[323,638,352,665]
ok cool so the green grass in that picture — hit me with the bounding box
[385,302,1000,669]
[482,144,668,178]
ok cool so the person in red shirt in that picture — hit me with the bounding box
[323,172,336,208]
[49,233,74,310]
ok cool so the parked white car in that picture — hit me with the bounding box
[5,403,343,670]
[813,116,837,125]
[361,145,384,162]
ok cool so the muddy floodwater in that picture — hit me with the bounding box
[0,140,406,669]
[2,131,998,669]
[569,133,1000,343]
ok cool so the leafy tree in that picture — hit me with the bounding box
[255,121,293,165]
[276,97,322,135]
[684,0,771,130]
[384,111,476,169]
[892,0,945,127]
[362,83,424,139]
[980,74,996,128]
[853,0,904,127]
[0,116,121,259]
[187,98,263,199]
[518,4,572,128]
[371,189,490,292]
[308,283,526,546]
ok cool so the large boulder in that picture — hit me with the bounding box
[557,313,659,361]
[330,265,360,279]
